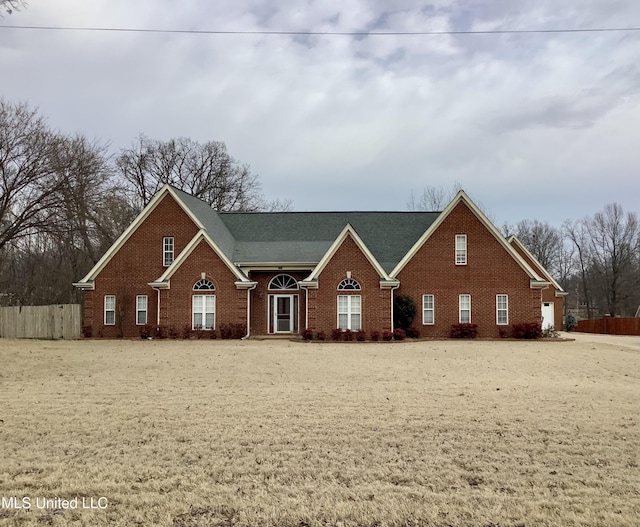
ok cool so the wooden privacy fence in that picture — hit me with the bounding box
[575,317,640,336]
[0,304,81,339]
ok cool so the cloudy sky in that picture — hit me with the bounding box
[1,0,638,225]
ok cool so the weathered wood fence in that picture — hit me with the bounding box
[0,304,81,339]
[575,317,640,336]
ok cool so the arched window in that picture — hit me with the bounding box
[268,274,299,290]
[193,279,215,291]
[337,278,361,290]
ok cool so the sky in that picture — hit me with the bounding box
[1,0,639,226]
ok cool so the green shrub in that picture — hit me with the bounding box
[564,312,577,332]
[394,295,416,330]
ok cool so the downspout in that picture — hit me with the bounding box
[390,283,400,331]
[156,288,161,327]
[241,284,257,340]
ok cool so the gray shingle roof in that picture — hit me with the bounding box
[173,187,440,273]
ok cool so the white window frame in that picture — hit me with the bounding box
[163,236,174,267]
[104,295,116,325]
[459,294,471,324]
[455,234,467,265]
[422,294,434,325]
[496,294,509,325]
[192,294,216,330]
[337,295,361,330]
[136,295,148,325]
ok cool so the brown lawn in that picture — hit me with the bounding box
[0,337,638,526]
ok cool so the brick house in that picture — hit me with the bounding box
[74,185,562,338]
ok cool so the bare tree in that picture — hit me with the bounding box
[502,219,562,274]
[116,135,291,212]
[407,182,463,211]
[1,0,26,16]
[585,204,639,317]
[0,99,62,253]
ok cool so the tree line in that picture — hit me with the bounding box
[0,99,289,306]
[410,186,640,318]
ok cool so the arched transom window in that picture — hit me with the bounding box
[269,274,299,290]
[193,279,215,291]
[337,278,361,290]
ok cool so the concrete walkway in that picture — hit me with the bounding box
[560,331,640,352]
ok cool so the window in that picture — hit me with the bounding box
[104,295,115,325]
[163,237,174,267]
[268,274,299,290]
[338,295,361,330]
[337,278,361,290]
[136,295,148,325]
[193,279,215,291]
[459,294,471,323]
[496,294,509,325]
[422,294,434,325]
[192,295,215,330]
[455,234,467,265]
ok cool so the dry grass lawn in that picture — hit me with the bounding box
[0,337,638,526]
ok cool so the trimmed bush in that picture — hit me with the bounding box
[406,326,421,338]
[498,327,509,339]
[343,329,354,341]
[512,322,542,339]
[450,323,478,338]
[382,331,394,341]
[331,328,343,341]
[393,328,406,341]
[370,330,380,342]
[219,323,246,339]
[356,329,366,342]
[302,328,314,341]
[139,324,153,339]
[315,331,326,341]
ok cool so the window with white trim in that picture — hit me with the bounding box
[459,294,471,323]
[136,295,148,325]
[455,234,467,265]
[192,295,215,330]
[496,294,509,325]
[193,279,215,291]
[163,236,174,267]
[104,295,115,325]
[338,295,361,330]
[422,294,434,325]
[337,278,361,290]
[269,274,299,290]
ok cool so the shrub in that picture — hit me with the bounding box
[343,329,354,341]
[193,329,207,340]
[564,312,577,332]
[167,325,179,339]
[406,326,421,339]
[393,328,406,341]
[394,294,417,330]
[542,325,560,338]
[139,324,153,339]
[498,327,509,339]
[370,330,380,341]
[302,328,314,341]
[182,325,194,339]
[331,328,343,341]
[450,323,478,338]
[356,329,366,342]
[219,323,246,339]
[82,325,92,338]
[382,330,394,341]
[315,331,326,341]
[512,322,542,339]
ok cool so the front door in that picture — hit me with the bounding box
[274,295,293,333]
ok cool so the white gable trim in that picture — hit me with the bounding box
[302,224,391,283]
[390,191,545,283]
[507,235,566,293]
[76,185,205,285]
[154,230,249,285]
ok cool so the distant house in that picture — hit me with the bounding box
[74,185,562,338]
